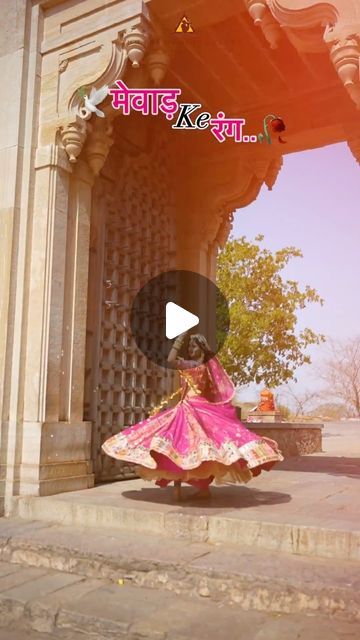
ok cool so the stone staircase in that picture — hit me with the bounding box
[1,517,360,617]
[0,517,360,639]
[1,465,360,638]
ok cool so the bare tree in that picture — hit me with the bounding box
[319,336,360,417]
[281,386,323,417]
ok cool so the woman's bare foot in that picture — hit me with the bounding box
[191,488,211,500]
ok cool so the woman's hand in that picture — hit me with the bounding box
[167,332,187,364]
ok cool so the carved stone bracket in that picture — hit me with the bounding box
[146,44,171,86]
[85,119,114,176]
[267,0,338,29]
[176,147,284,255]
[249,155,283,190]
[245,1,360,108]
[327,33,360,108]
[215,211,235,249]
[261,0,360,109]
[58,16,172,167]
[245,1,282,48]
[123,25,150,68]
[55,7,156,165]
[347,137,360,166]
[59,116,114,175]
[264,156,283,190]
[59,117,88,164]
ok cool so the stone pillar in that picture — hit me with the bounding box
[17,148,94,501]
[176,204,224,341]
[14,114,115,503]
[60,160,95,422]
[0,1,43,515]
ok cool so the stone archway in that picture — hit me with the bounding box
[3,0,360,514]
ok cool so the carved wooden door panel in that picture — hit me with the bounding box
[84,136,176,482]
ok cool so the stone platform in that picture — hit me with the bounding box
[250,422,324,456]
[8,449,360,561]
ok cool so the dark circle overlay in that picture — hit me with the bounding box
[130,270,230,369]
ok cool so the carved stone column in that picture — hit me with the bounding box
[20,145,71,424]
[59,160,95,422]
[16,136,113,501]
[59,117,113,423]
[16,145,94,499]
[177,228,215,340]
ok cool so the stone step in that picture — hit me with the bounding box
[1,559,359,640]
[9,478,360,561]
[0,518,359,622]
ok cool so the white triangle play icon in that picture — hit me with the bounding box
[166,302,199,339]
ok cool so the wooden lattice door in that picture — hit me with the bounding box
[84,135,176,482]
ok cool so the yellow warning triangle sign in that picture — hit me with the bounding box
[175,16,194,33]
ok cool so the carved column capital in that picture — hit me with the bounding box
[42,2,155,166]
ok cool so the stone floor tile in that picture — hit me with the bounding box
[0,567,48,593]
[1,571,83,603]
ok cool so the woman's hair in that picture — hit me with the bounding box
[188,334,215,359]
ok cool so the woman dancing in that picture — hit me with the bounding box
[102,333,284,501]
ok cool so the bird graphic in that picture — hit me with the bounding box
[79,85,109,118]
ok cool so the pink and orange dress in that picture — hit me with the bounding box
[102,356,284,489]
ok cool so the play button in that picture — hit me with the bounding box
[130,269,230,369]
[165,302,199,339]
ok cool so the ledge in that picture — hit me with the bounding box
[248,422,324,457]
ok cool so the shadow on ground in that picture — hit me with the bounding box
[122,485,292,509]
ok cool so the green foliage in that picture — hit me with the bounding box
[216,235,325,386]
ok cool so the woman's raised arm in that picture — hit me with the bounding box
[167,332,187,365]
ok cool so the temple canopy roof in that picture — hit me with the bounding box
[150,0,360,157]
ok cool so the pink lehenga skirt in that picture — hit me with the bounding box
[102,393,284,488]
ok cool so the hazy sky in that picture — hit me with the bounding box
[232,141,360,398]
